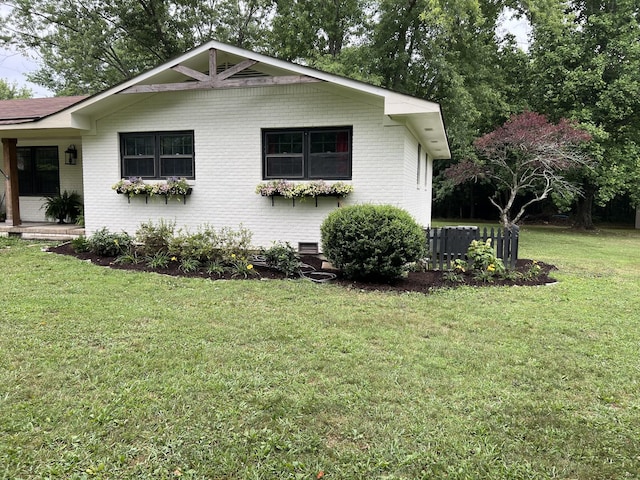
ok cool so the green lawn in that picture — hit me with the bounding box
[1,225,639,479]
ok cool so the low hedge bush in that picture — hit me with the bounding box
[321,204,425,281]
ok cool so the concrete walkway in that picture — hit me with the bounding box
[0,222,84,241]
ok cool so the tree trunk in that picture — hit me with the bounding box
[574,185,596,229]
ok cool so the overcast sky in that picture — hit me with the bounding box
[0,7,531,99]
[0,3,53,96]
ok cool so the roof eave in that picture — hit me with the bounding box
[4,40,450,158]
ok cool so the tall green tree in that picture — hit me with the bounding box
[527,0,640,228]
[369,0,531,150]
[369,0,534,217]
[0,0,274,95]
[267,0,375,85]
[0,78,32,99]
[269,0,370,61]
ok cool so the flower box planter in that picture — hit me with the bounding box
[256,180,353,207]
[116,188,192,204]
[113,177,192,204]
[262,192,345,207]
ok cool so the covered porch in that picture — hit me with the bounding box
[1,96,88,228]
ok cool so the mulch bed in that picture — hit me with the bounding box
[47,243,557,294]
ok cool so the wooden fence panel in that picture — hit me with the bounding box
[425,225,519,270]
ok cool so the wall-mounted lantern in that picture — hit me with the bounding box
[64,145,78,165]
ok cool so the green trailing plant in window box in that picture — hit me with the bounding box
[113,177,192,198]
[255,180,353,199]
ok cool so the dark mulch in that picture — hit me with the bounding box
[47,243,557,294]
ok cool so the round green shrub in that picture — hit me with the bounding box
[320,204,426,281]
[88,227,133,257]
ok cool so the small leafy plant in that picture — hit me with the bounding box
[71,235,90,253]
[216,225,254,259]
[205,260,227,277]
[260,241,300,277]
[169,228,219,264]
[443,259,467,283]
[136,219,175,256]
[88,228,133,257]
[179,257,201,273]
[523,260,543,280]
[466,239,505,281]
[169,224,253,264]
[228,254,259,279]
[114,251,140,265]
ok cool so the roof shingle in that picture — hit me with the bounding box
[0,96,88,124]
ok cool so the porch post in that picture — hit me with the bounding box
[2,138,21,226]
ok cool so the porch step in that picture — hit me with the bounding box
[0,222,85,241]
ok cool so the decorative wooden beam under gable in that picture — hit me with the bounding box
[119,49,322,94]
[171,65,210,82]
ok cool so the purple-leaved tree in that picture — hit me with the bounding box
[445,111,592,227]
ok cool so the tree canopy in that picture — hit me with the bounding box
[1,0,275,94]
[445,111,592,227]
[527,0,640,227]
[0,77,32,99]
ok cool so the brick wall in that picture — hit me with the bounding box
[82,83,429,249]
[400,129,432,226]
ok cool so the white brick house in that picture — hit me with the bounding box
[1,41,450,250]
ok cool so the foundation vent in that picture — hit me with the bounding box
[298,242,319,255]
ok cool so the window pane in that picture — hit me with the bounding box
[161,135,193,156]
[266,156,304,178]
[35,147,60,195]
[17,149,34,195]
[310,131,350,154]
[124,136,154,156]
[123,157,155,177]
[120,132,194,179]
[262,128,351,180]
[266,132,303,154]
[16,146,59,196]
[308,153,351,179]
[161,156,194,177]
